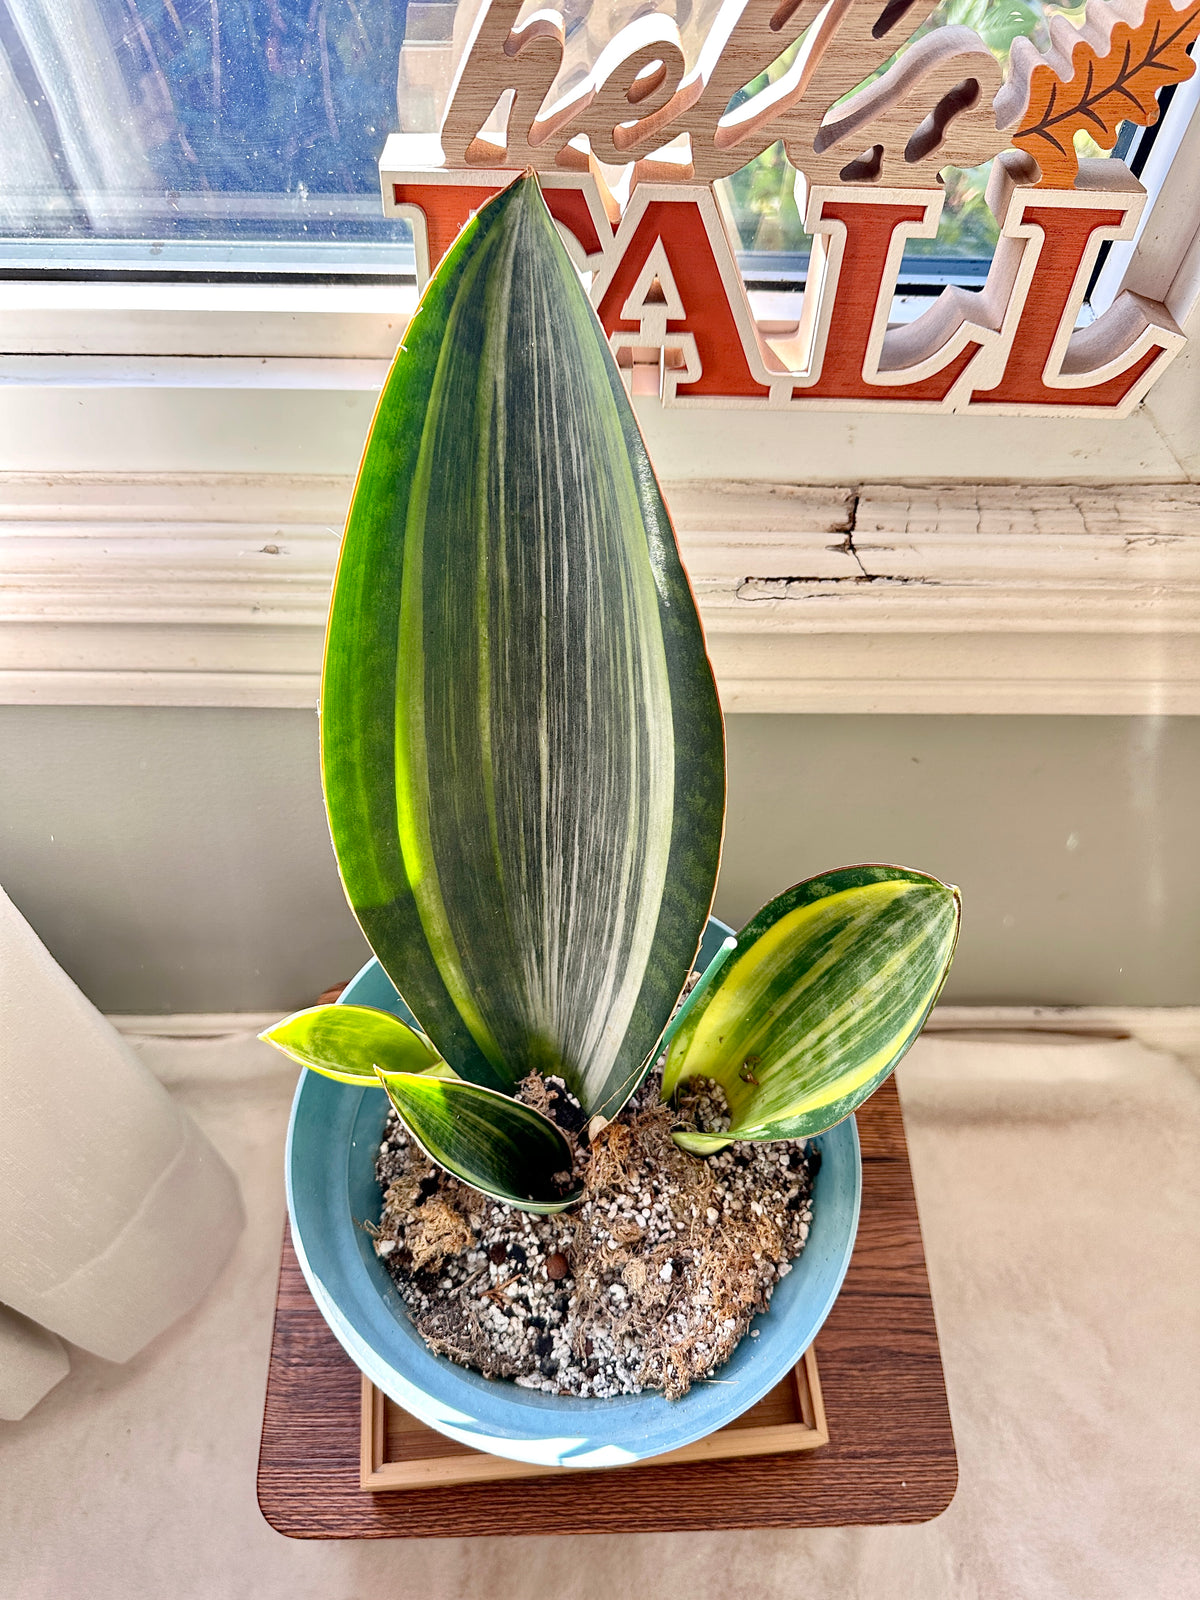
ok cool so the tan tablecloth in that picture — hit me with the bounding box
[0,1029,1196,1599]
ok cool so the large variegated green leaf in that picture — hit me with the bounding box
[662,866,960,1153]
[321,174,725,1120]
[259,1004,443,1085]
[376,1071,582,1215]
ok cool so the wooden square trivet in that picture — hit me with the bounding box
[360,1346,828,1490]
[258,1076,958,1537]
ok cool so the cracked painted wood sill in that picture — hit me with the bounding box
[2,473,1198,712]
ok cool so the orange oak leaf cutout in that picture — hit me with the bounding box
[996,0,1200,185]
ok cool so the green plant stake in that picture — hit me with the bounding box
[263,174,960,1211]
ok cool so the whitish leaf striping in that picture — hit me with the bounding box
[395,184,686,1113]
[323,177,724,1116]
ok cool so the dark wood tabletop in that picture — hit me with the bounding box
[257,1075,957,1538]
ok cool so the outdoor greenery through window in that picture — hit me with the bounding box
[720,0,1116,278]
[0,0,1123,279]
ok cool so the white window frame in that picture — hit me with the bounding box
[1,86,1199,717]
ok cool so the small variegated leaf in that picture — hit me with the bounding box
[320,172,725,1121]
[662,865,960,1151]
[259,1004,443,1085]
[376,1071,583,1214]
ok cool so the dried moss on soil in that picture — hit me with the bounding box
[372,1074,818,1400]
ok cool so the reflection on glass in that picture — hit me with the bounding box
[0,0,412,264]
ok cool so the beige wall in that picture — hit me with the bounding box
[0,707,1195,1014]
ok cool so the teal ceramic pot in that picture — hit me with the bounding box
[285,919,862,1468]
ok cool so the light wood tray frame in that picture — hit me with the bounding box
[360,1345,827,1490]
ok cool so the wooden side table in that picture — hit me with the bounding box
[257,1077,957,1538]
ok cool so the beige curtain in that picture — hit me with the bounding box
[0,885,243,1419]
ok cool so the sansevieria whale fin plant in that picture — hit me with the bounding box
[263,174,960,1214]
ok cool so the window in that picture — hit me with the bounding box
[0,0,1194,366]
[2,2,1197,716]
[0,0,1163,288]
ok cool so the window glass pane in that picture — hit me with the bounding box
[0,0,413,269]
[0,0,1125,274]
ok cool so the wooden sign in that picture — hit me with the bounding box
[381,0,1200,415]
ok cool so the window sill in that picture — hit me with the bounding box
[2,473,1196,715]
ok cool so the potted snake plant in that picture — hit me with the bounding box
[265,173,959,1466]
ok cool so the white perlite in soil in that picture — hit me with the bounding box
[371,1074,818,1400]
